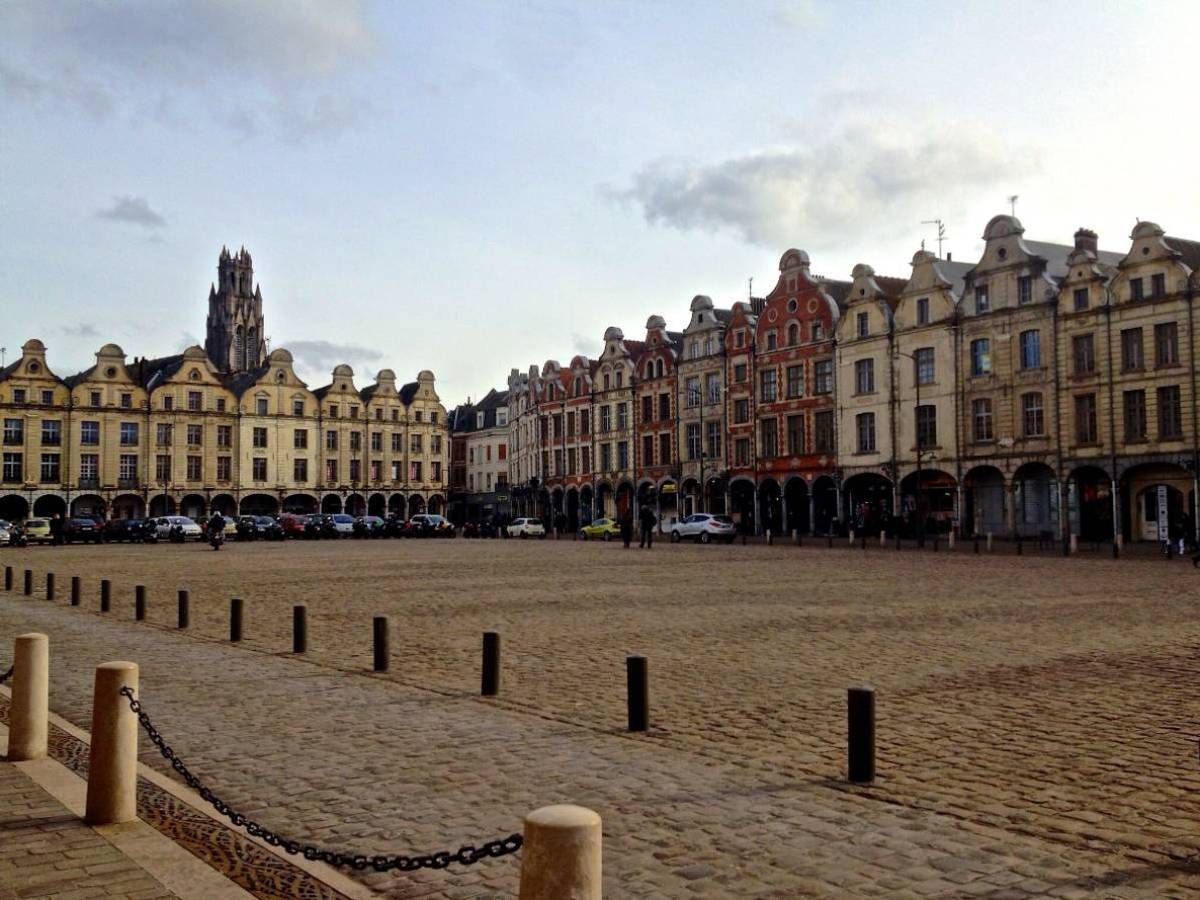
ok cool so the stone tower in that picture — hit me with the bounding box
[205,245,266,373]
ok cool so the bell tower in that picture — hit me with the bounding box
[205,245,266,373]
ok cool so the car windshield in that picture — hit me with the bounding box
[256,517,275,525]
[333,515,354,523]
[72,519,93,526]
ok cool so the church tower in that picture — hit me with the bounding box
[205,245,266,373]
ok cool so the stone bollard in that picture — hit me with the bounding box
[4,565,12,591]
[766,529,773,546]
[71,576,81,606]
[848,528,855,546]
[373,616,389,672]
[627,654,648,732]
[293,605,307,653]
[46,573,56,601]
[177,590,189,629]
[100,579,111,613]
[1070,534,1078,554]
[7,633,50,761]
[230,598,243,642]
[518,805,602,900]
[948,532,955,551]
[481,631,500,696]
[84,661,139,825]
[847,686,875,784]
[986,533,993,552]
[135,586,146,621]
[879,531,886,547]
[24,568,33,596]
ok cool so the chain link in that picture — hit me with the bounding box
[118,687,523,871]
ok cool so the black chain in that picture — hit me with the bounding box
[118,687,522,871]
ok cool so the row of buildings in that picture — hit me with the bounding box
[496,215,1200,544]
[0,248,450,523]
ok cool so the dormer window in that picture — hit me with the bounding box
[91,391,102,407]
[476,412,485,428]
[1017,276,1032,305]
[329,404,338,418]
[975,286,989,314]
[857,312,869,338]
[256,397,268,415]
[811,323,823,341]
[916,298,930,325]
[766,332,777,351]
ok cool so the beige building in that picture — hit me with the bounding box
[677,296,730,515]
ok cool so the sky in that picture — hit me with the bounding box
[3,0,1199,405]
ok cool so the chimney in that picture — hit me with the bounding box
[1074,228,1098,255]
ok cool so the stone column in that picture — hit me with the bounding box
[519,805,602,900]
[7,633,49,761]
[84,661,139,825]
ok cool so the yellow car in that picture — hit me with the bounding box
[24,518,52,543]
[579,518,622,541]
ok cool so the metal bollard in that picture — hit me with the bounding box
[986,533,993,552]
[481,631,500,696]
[948,532,955,551]
[135,586,146,621]
[1016,535,1023,556]
[24,568,33,596]
[230,597,243,642]
[895,532,901,551]
[518,805,602,900]
[848,528,855,546]
[848,686,876,784]
[293,605,307,653]
[46,573,55,601]
[100,579,111,613]
[177,590,189,629]
[627,654,649,732]
[7,633,50,761]
[879,531,886,547]
[71,576,81,606]
[766,529,773,546]
[4,565,12,590]
[373,616,389,672]
[84,661,139,825]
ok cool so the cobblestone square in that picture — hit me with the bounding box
[2,539,1200,897]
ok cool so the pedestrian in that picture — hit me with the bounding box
[50,512,63,547]
[620,509,634,549]
[639,503,656,549]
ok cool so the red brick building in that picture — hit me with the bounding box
[634,315,682,527]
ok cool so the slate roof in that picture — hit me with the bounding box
[399,381,419,404]
[224,365,270,398]
[1166,236,1200,270]
[1023,240,1125,280]
[132,354,185,390]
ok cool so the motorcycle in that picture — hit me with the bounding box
[8,525,28,548]
[169,524,185,544]
[210,528,224,551]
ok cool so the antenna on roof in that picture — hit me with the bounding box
[748,276,753,299]
[0,347,5,368]
[921,219,946,258]
[1008,195,1019,216]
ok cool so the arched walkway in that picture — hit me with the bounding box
[345,493,366,517]
[566,487,580,532]
[149,495,176,517]
[964,466,1005,537]
[368,493,386,517]
[784,477,810,534]
[1067,466,1113,542]
[1013,462,1059,538]
[579,485,594,524]
[428,495,445,516]
[321,494,343,514]
[282,493,317,514]
[211,493,237,516]
[812,476,838,535]
[843,472,891,535]
[0,495,29,521]
[615,482,634,519]
[705,477,726,515]
[388,494,405,516]
[35,495,68,518]
[241,493,279,516]
[111,493,145,520]
[1121,462,1193,543]
[70,494,106,519]
[595,482,613,519]
[408,495,425,517]
[179,493,206,520]
[900,469,957,538]
[680,478,700,518]
[758,479,782,534]
[730,479,755,534]
[658,479,679,528]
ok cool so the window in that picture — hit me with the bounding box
[329,405,338,418]
[293,400,305,416]
[766,332,777,351]
[120,392,132,409]
[706,373,720,404]
[916,297,930,325]
[294,458,308,482]
[121,454,139,482]
[1073,288,1089,312]
[760,369,777,402]
[642,434,654,466]
[156,423,172,445]
[326,430,338,450]
[44,420,63,446]
[601,443,612,471]
[786,414,805,455]
[972,399,993,442]
[1021,392,1044,437]
[685,376,700,408]
[642,395,653,422]
[1152,273,1166,298]
[813,360,833,394]
[1154,322,1178,367]
[186,456,202,480]
[391,433,402,452]
[294,429,308,449]
[162,394,173,410]
[349,459,361,482]
[370,431,382,451]
[12,389,25,404]
[706,420,720,459]
[914,348,935,385]
[616,370,624,389]
[686,424,701,460]
[255,397,268,415]
[1017,275,1032,305]
[856,413,875,453]
[811,322,823,342]
[252,458,267,481]
[120,422,138,445]
[760,418,778,458]
[431,461,441,480]
[581,446,591,473]
[1130,277,1144,302]
[1075,394,1098,444]
[1123,389,1146,442]
[974,285,989,314]
[1120,328,1144,371]
[2,418,22,445]
[217,425,232,448]
[658,433,670,465]
[734,398,749,424]
[659,393,670,420]
[79,454,98,481]
[600,405,612,431]
[734,363,747,384]
[854,359,875,394]
[410,434,422,453]
[40,453,60,483]
[186,424,203,446]
[350,406,359,419]
[42,389,54,405]
[916,405,936,449]
[1072,334,1095,375]
[2,453,21,483]
[252,427,267,448]
[580,410,589,434]
[814,411,834,453]
[390,460,401,480]
[1158,385,1182,439]
[857,312,869,337]
[735,438,750,466]
[90,391,101,407]
[497,409,508,427]
[216,398,226,413]
[155,454,171,481]
[787,323,799,345]
[188,391,202,411]
[786,364,803,398]
[969,340,988,376]
[325,459,338,483]
[1019,330,1041,369]
[736,330,745,348]
[617,403,628,430]
[432,434,442,454]
[347,432,361,452]
[617,441,629,470]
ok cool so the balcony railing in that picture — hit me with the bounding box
[77,478,100,489]
[117,477,140,489]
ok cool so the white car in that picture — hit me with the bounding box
[669,513,737,544]
[507,517,546,539]
[0,519,11,545]
[327,513,356,537]
[154,516,203,541]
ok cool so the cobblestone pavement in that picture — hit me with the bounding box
[0,758,177,899]
[2,540,1200,896]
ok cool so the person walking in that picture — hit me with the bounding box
[620,508,634,549]
[638,502,656,549]
[49,513,63,547]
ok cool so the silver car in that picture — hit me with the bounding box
[669,513,737,544]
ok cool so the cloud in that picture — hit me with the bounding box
[570,332,595,356]
[59,322,100,339]
[96,196,167,228]
[283,339,384,379]
[607,122,1038,249]
[178,332,202,350]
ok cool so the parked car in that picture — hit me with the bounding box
[255,516,285,540]
[24,518,53,544]
[1,520,27,547]
[507,517,546,539]
[63,518,103,544]
[353,515,386,538]
[403,514,454,538]
[104,518,147,543]
[384,515,407,538]
[153,516,203,541]
[669,513,737,544]
[0,519,12,546]
[303,514,326,539]
[325,514,356,537]
[278,513,308,539]
[579,518,621,541]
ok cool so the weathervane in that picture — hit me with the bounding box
[1008,195,1019,216]
[921,218,946,258]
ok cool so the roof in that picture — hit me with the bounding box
[133,354,184,390]
[399,381,419,404]
[1022,240,1124,281]
[712,308,733,324]
[359,384,379,403]
[1165,236,1200,271]
[0,359,22,383]
[936,259,975,298]
[821,279,853,309]
[223,365,270,397]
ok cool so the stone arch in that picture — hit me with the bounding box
[345,493,366,517]
[566,487,580,531]
[963,465,1005,537]
[321,494,343,514]
[842,472,892,536]
[1120,461,1193,543]
[1012,462,1059,538]
[368,492,386,517]
[179,493,207,520]
[811,475,839,535]
[210,493,237,516]
[111,493,146,520]
[240,493,279,516]
[388,494,405,515]
[428,494,445,515]
[1067,465,1113,543]
[578,484,594,523]
[408,494,426,517]
[149,494,176,517]
[0,494,29,521]
[899,468,957,539]
[35,494,69,518]
[729,477,756,534]
[784,476,810,534]
[282,493,317,514]
[680,477,701,517]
